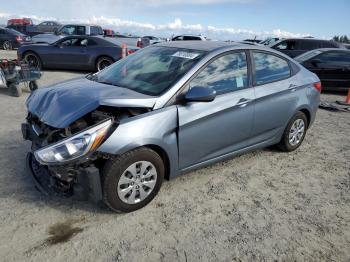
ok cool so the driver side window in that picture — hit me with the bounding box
[189,52,248,95]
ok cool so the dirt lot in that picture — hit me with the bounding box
[0,49,349,262]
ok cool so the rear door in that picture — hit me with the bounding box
[177,51,255,169]
[249,51,300,145]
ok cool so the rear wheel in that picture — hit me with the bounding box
[278,111,308,152]
[102,147,164,213]
[96,56,114,71]
[2,41,12,50]
[23,52,42,70]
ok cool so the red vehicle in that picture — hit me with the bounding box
[103,29,115,37]
[7,18,33,26]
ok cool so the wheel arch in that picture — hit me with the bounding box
[144,144,171,180]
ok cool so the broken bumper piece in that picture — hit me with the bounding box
[26,152,103,203]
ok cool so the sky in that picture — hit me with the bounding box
[0,0,349,40]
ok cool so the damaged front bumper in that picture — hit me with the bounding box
[26,152,103,202]
[23,121,104,203]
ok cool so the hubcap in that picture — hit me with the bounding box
[289,119,305,146]
[117,161,157,204]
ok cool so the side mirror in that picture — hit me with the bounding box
[311,59,322,67]
[53,28,58,35]
[185,86,216,103]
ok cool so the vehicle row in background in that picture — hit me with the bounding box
[31,24,104,44]
[270,38,345,58]
[7,18,62,36]
[0,27,31,50]
[17,35,139,71]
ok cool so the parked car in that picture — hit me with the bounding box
[270,38,344,58]
[141,36,164,46]
[171,34,207,41]
[344,43,350,50]
[0,27,29,50]
[31,24,104,44]
[18,35,138,71]
[295,48,350,90]
[35,21,61,33]
[22,41,321,212]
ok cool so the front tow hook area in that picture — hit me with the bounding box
[26,153,103,203]
[26,152,50,196]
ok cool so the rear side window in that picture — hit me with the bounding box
[253,52,291,85]
[299,40,318,50]
[90,26,102,35]
[76,26,86,35]
[317,52,350,63]
[183,36,201,40]
[275,40,296,50]
[190,52,248,94]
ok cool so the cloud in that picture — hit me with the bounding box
[0,13,311,40]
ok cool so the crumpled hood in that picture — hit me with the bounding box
[26,77,157,128]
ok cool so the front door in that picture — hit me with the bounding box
[177,51,255,169]
[47,37,89,69]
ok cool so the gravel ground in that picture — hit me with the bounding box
[0,50,349,262]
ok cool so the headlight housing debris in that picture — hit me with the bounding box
[34,119,112,164]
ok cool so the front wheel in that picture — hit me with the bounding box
[278,111,308,152]
[102,147,164,213]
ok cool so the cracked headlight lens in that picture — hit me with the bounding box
[34,119,112,164]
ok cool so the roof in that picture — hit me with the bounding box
[155,40,244,51]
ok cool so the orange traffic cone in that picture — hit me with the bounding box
[336,88,350,105]
[121,43,127,59]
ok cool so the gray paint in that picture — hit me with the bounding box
[27,41,320,179]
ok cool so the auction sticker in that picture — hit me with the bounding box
[172,51,200,59]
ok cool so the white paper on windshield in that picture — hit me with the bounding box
[236,76,244,88]
[172,51,200,59]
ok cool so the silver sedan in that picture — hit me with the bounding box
[23,41,321,212]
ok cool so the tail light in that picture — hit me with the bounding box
[127,49,135,55]
[313,82,322,92]
[16,35,23,42]
[136,38,143,48]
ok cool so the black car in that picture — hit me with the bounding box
[270,38,345,58]
[18,35,138,71]
[0,27,28,50]
[295,48,350,90]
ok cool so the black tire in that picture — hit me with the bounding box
[29,80,38,91]
[278,111,308,152]
[96,56,114,71]
[8,83,22,97]
[23,52,42,70]
[102,147,164,213]
[3,40,12,50]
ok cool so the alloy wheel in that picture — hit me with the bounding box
[117,161,158,204]
[288,119,305,146]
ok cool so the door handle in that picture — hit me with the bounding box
[288,84,298,91]
[236,98,252,107]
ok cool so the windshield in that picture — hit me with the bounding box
[295,50,322,62]
[91,47,206,96]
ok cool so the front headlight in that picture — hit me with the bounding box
[34,119,112,165]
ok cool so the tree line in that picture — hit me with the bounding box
[332,35,349,43]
